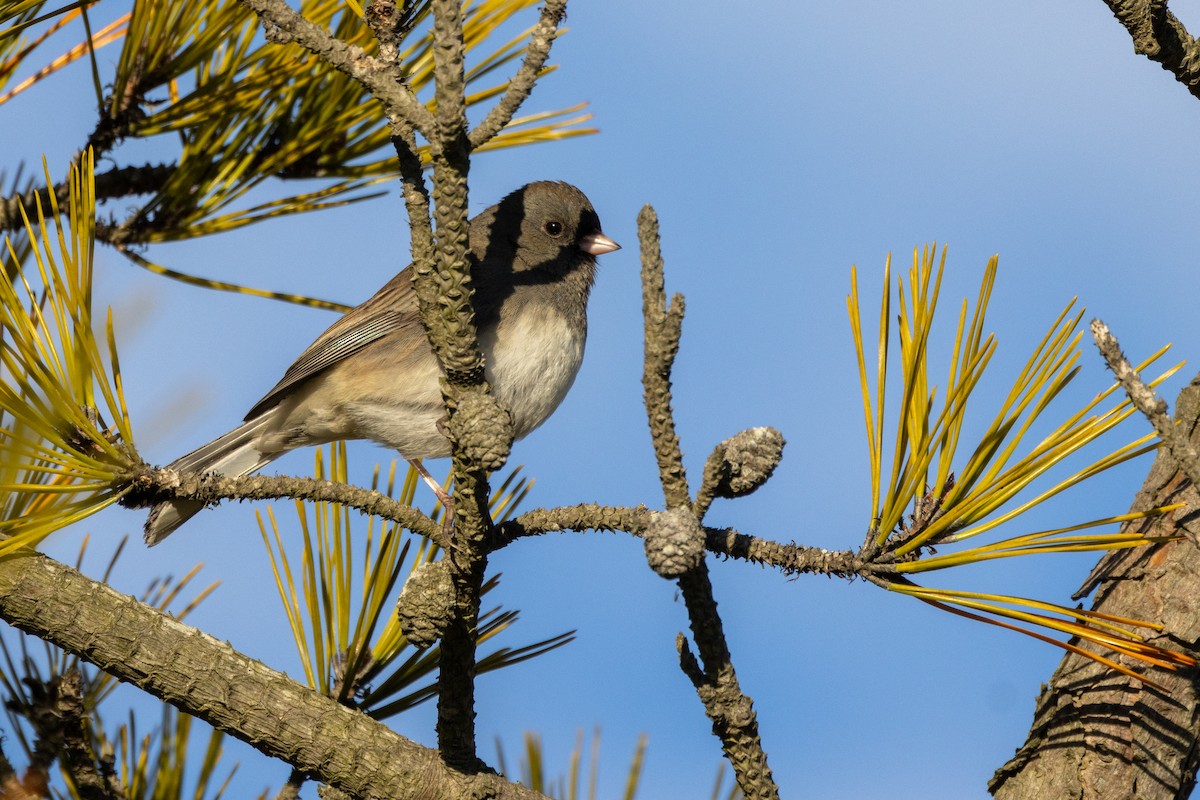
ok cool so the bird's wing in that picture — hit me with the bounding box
[245,268,422,419]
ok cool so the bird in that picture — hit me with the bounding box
[144,181,619,545]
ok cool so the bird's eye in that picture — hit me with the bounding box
[544,220,564,237]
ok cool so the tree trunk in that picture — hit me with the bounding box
[990,377,1200,799]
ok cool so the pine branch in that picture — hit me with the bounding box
[119,465,441,541]
[237,0,435,139]
[1102,0,1200,100]
[491,505,874,579]
[638,205,690,508]
[0,164,173,235]
[422,0,494,767]
[0,551,553,800]
[1091,318,1200,492]
[634,203,780,799]
[468,0,567,149]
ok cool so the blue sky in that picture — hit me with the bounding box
[6,1,1200,797]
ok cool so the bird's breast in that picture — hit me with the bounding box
[481,305,586,441]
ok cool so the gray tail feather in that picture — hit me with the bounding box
[144,414,278,546]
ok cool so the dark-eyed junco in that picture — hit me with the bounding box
[145,181,619,544]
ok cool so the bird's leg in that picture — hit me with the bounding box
[406,457,454,542]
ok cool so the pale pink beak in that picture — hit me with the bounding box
[579,231,621,256]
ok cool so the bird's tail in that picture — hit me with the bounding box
[144,414,278,546]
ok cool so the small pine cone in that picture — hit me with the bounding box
[704,427,786,499]
[448,390,512,472]
[644,507,705,578]
[395,560,453,648]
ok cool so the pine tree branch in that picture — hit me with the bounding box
[638,205,690,508]
[237,0,435,139]
[0,164,173,235]
[468,0,567,150]
[1102,0,1200,100]
[56,670,126,800]
[1091,318,1200,493]
[420,0,479,382]
[124,460,873,582]
[492,506,874,579]
[0,551,553,800]
[389,126,435,266]
[377,5,436,283]
[125,459,870,581]
[634,204,779,799]
[423,0,493,768]
[119,465,441,541]
[677,563,778,800]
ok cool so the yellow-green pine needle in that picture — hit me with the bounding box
[938,435,1159,545]
[623,735,648,800]
[522,732,546,792]
[937,258,998,488]
[259,507,318,689]
[846,266,881,524]
[945,323,1077,506]
[902,537,1170,571]
[925,594,1175,688]
[302,475,330,692]
[940,304,1081,506]
[893,332,1172,555]
[872,253,891,527]
[890,583,1194,682]
[893,584,1192,662]
[119,247,351,312]
[0,151,138,551]
[850,246,1181,577]
[878,247,946,538]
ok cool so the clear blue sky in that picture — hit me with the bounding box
[6,1,1200,797]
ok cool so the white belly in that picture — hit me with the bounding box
[482,306,586,441]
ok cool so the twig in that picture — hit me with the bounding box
[273,768,307,800]
[677,563,779,800]
[419,0,479,381]
[702,527,872,578]
[0,164,175,235]
[635,204,779,799]
[1091,318,1200,490]
[237,0,435,139]
[365,0,423,66]
[388,126,435,267]
[1102,0,1200,101]
[423,0,491,769]
[638,205,690,508]
[120,465,441,540]
[378,7,436,285]
[491,504,653,546]
[491,506,875,579]
[468,0,568,150]
[57,670,126,800]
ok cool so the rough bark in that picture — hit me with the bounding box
[0,550,550,800]
[1102,0,1200,102]
[990,376,1200,799]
